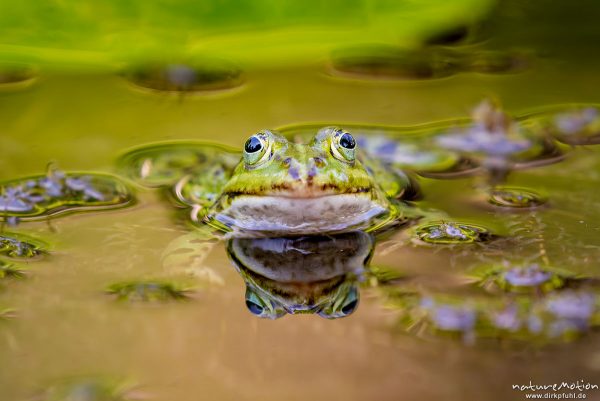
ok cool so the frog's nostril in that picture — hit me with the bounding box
[312,157,326,168]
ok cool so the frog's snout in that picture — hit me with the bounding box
[285,156,328,183]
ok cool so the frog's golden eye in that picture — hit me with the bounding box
[243,131,272,167]
[330,128,356,163]
[245,287,286,319]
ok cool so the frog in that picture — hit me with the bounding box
[196,127,421,235]
[120,126,423,236]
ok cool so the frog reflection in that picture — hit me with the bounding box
[226,232,374,319]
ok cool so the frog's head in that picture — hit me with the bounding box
[204,127,389,234]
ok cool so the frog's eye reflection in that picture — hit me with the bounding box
[317,285,360,319]
[330,128,357,163]
[245,299,264,315]
[244,287,286,319]
[243,131,272,167]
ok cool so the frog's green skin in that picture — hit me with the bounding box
[195,127,417,235]
[119,126,421,235]
[227,232,374,319]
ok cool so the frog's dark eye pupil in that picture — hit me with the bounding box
[341,299,358,315]
[339,133,356,150]
[246,300,264,315]
[245,136,263,153]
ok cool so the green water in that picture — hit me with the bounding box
[2,2,600,401]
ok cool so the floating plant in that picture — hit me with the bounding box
[122,60,243,94]
[487,187,547,209]
[414,221,492,245]
[0,232,47,259]
[389,291,600,344]
[464,50,530,74]
[329,45,461,80]
[416,297,477,343]
[530,291,598,340]
[544,106,600,145]
[0,260,27,280]
[366,265,406,286]
[106,280,191,302]
[37,376,138,401]
[471,263,577,293]
[117,142,239,189]
[436,100,564,183]
[0,170,134,221]
[328,45,529,81]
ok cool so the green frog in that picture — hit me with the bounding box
[198,127,419,234]
[121,126,421,235]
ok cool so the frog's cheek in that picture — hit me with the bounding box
[317,285,360,319]
[244,286,286,319]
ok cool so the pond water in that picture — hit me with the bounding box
[2,3,600,401]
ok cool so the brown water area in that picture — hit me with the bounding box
[2,2,600,401]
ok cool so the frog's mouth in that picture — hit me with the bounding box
[205,192,388,234]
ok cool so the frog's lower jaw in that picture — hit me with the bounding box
[206,194,388,235]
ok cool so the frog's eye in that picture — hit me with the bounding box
[245,287,286,319]
[317,284,360,319]
[330,128,356,163]
[243,131,272,167]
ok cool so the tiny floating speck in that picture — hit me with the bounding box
[488,187,546,209]
[106,280,191,302]
[415,221,491,244]
[0,170,134,221]
[123,61,243,94]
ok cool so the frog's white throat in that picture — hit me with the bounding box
[207,194,388,234]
